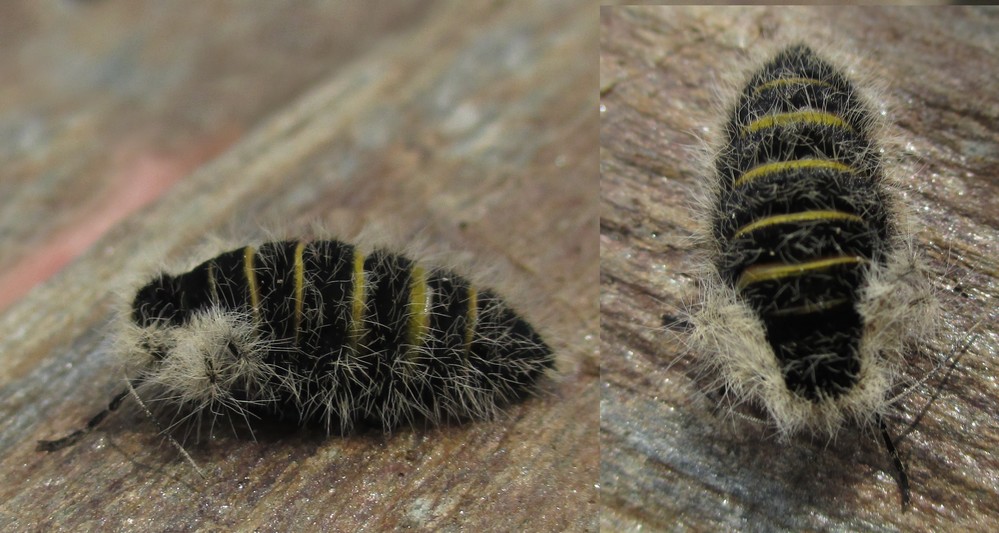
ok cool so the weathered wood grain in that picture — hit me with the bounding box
[1,1,598,531]
[601,6,999,532]
[0,0,439,313]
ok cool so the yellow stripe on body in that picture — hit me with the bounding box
[292,241,305,342]
[243,246,260,321]
[742,111,851,136]
[464,287,477,357]
[736,256,866,290]
[752,77,832,95]
[733,210,864,239]
[407,266,430,354]
[768,297,851,317]
[735,159,854,188]
[349,250,365,353]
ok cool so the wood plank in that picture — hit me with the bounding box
[0,0,439,313]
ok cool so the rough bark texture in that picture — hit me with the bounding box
[1,1,598,531]
[601,6,999,532]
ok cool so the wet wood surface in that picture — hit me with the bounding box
[1,1,599,531]
[601,5,999,532]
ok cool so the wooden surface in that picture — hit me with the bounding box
[0,0,439,313]
[601,6,999,532]
[1,1,598,531]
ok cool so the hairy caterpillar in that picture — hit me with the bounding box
[689,44,936,506]
[38,238,554,454]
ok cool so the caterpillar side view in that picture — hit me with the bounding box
[690,44,935,506]
[39,239,554,453]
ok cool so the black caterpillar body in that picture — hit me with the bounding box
[692,44,936,506]
[40,239,553,451]
[712,44,893,401]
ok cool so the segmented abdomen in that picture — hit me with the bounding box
[712,45,893,400]
[131,239,553,432]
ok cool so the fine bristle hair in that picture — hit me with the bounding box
[38,231,555,457]
[686,42,937,507]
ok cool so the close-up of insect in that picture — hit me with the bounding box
[37,238,555,461]
[8,1,999,531]
[1,2,597,531]
[687,42,934,508]
[601,5,999,531]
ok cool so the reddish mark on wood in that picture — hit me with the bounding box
[0,127,242,312]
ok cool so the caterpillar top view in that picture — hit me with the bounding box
[689,44,936,505]
[39,238,554,452]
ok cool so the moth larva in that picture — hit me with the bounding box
[39,238,554,453]
[689,44,936,506]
